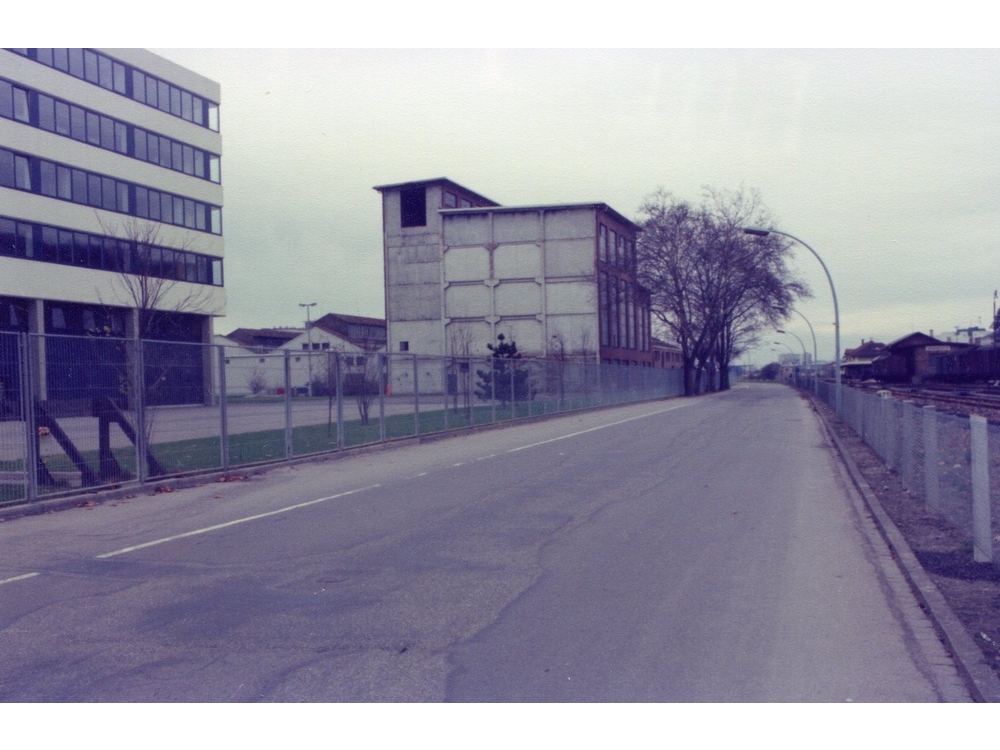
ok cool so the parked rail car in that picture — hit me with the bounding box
[931,346,1000,384]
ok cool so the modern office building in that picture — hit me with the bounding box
[1,48,224,409]
[374,177,651,370]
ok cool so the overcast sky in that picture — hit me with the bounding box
[148,47,1000,366]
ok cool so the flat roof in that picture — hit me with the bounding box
[441,202,641,233]
[372,177,499,207]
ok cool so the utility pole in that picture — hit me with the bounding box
[300,302,317,397]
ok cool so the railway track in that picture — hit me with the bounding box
[853,383,1000,421]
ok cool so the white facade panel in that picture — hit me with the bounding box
[494,211,540,243]
[544,238,596,277]
[497,318,543,356]
[388,260,440,286]
[441,213,490,246]
[494,243,541,280]
[443,246,489,282]
[387,284,441,321]
[495,281,541,316]
[444,284,490,319]
[542,208,593,240]
[0,254,225,314]
[545,279,597,315]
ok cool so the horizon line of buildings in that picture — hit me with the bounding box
[2,49,684,410]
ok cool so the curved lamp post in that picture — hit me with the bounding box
[745,228,841,413]
[776,332,807,390]
[774,305,818,394]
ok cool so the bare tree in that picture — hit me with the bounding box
[349,341,387,427]
[636,188,808,394]
[245,367,269,396]
[448,325,476,416]
[90,216,219,475]
[96,215,217,338]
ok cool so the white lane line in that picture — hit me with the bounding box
[506,401,694,454]
[0,572,41,586]
[95,484,382,560]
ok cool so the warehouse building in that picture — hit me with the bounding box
[374,178,651,375]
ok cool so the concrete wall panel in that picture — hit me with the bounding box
[546,280,597,315]
[542,208,593,240]
[544,238,595,277]
[443,213,490,246]
[445,284,491,319]
[387,284,441,321]
[495,282,541,316]
[444,246,490,282]
[494,243,541,279]
[494,211,540,243]
[445,320,493,357]
[497,318,543,357]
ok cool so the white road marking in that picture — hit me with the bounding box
[0,572,40,586]
[95,484,382,560]
[506,401,695,453]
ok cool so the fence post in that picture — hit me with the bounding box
[510,356,516,421]
[413,354,420,437]
[378,354,386,443]
[901,401,914,491]
[970,415,993,563]
[923,405,939,512]
[20,333,39,503]
[134,339,148,485]
[283,349,293,459]
[336,352,344,450]
[885,400,897,471]
[442,357,449,432]
[218,345,229,472]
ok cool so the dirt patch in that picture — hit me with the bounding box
[813,396,1000,680]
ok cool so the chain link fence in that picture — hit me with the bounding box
[0,331,684,506]
[818,380,1000,566]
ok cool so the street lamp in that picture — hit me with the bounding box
[745,227,841,413]
[773,305,818,394]
[776,332,807,389]
[776,330,806,359]
[299,302,317,397]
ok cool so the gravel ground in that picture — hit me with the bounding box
[812,395,1000,684]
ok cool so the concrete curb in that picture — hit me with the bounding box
[810,395,1000,703]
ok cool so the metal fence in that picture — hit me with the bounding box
[0,331,684,506]
[817,380,1000,566]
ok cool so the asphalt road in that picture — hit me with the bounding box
[0,383,972,701]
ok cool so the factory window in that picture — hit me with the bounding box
[400,186,427,228]
[399,341,409,352]
[443,191,457,208]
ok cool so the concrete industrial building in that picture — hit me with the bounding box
[1,48,224,409]
[374,178,652,373]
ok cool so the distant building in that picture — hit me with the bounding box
[652,338,682,369]
[217,315,386,396]
[374,178,652,382]
[841,339,885,381]
[870,332,961,384]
